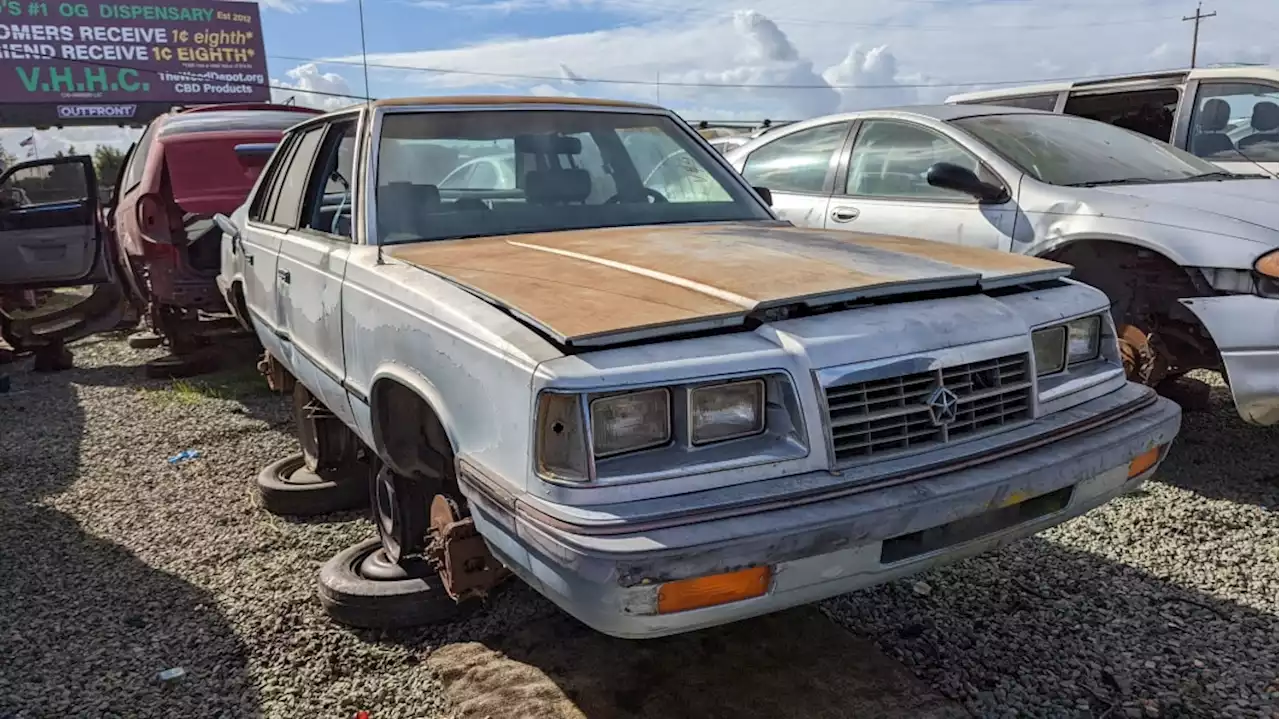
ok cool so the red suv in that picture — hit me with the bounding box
[108,103,322,357]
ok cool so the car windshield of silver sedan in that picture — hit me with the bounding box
[951,113,1238,188]
[374,110,772,244]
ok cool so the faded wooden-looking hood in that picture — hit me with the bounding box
[386,222,1069,347]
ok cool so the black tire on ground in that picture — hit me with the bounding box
[32,344,73,373]
[143,351,219,379]
[317,537,465,629]
[256,453,369,517]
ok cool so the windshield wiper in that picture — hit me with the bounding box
[1065,177,1164,188]
[1182,171,1244,181]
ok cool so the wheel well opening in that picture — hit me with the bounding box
[1043,240,1220,378]
[370,380,458,491]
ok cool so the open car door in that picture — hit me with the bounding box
[0,154,128,354]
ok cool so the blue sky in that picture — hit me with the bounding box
[2,0,1278,155]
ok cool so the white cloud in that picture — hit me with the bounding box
[333,0,1277,120]
[270,63,363,110]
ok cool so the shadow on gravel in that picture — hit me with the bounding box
[1155,380,1278,511]
[825,536,1279,718]
[420,603,965,719]
[0,358,261,718]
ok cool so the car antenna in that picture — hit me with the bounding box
[357,0,383,265]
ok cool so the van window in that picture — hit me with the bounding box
[1187,82,1278,163]
[972,93,1059,111]
[1062,88,1180,143]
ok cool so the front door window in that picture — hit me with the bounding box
[1187,82,1278,164]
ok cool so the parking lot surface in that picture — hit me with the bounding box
[0,336,1274,718]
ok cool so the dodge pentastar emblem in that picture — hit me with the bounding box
[926,385,960,427]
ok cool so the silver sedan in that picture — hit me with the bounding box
[724,105,1279,426]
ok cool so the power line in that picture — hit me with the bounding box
[271,54,1198,91]
[1182,2,1217,68]
[414,0,1187,29]
[491,0,1187,31]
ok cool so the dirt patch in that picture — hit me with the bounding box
[428,606,965,719]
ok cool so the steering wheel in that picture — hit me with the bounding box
[605,188,668,204]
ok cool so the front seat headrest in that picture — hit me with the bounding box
[1199,98,1231,131]
[1251,101,1278,132]
[524,169,591,205]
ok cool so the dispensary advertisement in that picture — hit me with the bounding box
[0,0,270,117]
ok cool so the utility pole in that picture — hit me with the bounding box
[1182,2,1216,69]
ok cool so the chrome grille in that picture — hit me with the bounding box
[825,353,1032,464]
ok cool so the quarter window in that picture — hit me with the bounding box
[845,120,984,200]
[266,126,325,228]
[973,93,1060,111]
[1187,82,1278,163]
[120,119,159,191]
[1062,88,1180,143]
[741,122,850,194]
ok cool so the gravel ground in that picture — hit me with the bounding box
[0,339,1275,719]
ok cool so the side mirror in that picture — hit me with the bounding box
[926,162,1007,203]
[752,186,773,207]
[213,213,240,251]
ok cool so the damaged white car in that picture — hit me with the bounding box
[725,105,1279,425]
[211,97,1181,639]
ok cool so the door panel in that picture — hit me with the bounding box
[240,222,285,354]
[276,119,358,427]
[0,156,110,289]
[276,233,353,426]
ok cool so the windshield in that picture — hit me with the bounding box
[373,110,769,244]
[951,113,1229,186]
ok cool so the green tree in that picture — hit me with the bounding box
[93,145,127,187]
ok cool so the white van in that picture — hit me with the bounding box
[946,66,1278,177]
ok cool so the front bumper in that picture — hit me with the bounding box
[1180,294,1278,426]
[459,384,1182,639]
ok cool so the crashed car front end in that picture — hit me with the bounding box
[442,269,1181,639]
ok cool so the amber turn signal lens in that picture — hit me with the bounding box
[656,566,771,614]
[1127,446,1162,478]
[1256,250,1279,279]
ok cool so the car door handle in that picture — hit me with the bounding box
[277,269,291,284]
[830,206,860,223]
[244,252,254,266]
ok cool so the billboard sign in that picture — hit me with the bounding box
[0,0,271,115]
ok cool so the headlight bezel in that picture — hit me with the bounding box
[1031,312,1106,377]
[534,371,807,485]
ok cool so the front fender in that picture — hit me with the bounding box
[366,363,461,473]
[1022,215,1271,271]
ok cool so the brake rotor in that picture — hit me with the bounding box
[1117,324,1157,384]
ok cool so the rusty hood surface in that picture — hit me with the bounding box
[385,222,1070,347]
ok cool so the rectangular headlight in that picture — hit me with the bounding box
[1032,325,1067,376]
[1066,315,1101,364]
[590,388,671,457]
[690,379,765,445]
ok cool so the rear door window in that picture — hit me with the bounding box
[740,122,851,195]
